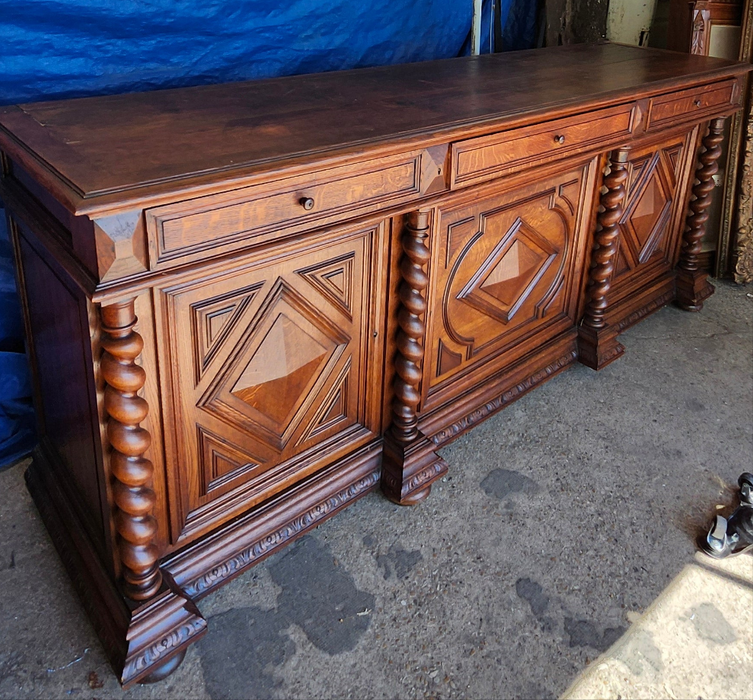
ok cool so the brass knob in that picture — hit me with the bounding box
[554,134,566,144]
[300,196,315,210]
[694,99,702,107]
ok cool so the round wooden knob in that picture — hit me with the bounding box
[300,196,315,210]
[554,134,566,144]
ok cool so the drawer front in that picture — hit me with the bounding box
[646,80,738,131]
[157,222,385,545]
[422,162,597,414]
[450,103,636,188]
[147,150,434,267]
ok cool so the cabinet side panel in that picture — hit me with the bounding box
[12,218,107,557]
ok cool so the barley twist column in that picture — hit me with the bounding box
[578,148,629,370]
[101,299,162,601]
[676,118,725,311]
[382,211,448,505]
[391,212,431,443]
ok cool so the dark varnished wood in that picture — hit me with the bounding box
[676,117,726,310]
[382,211,448,505]
[0,44,748,214]
[578,149,630,370]
[0,44,750,686]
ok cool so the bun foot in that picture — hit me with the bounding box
[139,649,187,684]
[390,485,432,506]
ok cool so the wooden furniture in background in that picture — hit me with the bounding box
[668,0,751,277]
[0,43,748,687]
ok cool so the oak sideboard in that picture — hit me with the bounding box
[0,43,748,686]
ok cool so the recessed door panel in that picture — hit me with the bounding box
[157,223,384,545]
[423,163,596,411]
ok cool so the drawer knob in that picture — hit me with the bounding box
[694,99,702,107]
[300,196,315,210]
[554,134,566,144]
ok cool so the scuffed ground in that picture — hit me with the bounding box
[0,281,750,700]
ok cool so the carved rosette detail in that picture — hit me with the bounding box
[101,300,162,601]
[679,118,726,273]
[582,149,630,331]
[391,211,431,443]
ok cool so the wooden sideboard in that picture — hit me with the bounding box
[0,43,748,687]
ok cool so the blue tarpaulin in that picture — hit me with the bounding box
[0,0,537,468]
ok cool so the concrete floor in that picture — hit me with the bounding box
[0,281,751,700]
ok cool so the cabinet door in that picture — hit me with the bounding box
[422,162,597,414]
[607,130,698,321]
[157,223,385,545]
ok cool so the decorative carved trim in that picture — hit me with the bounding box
[382,460,444,494]
[122,614,206,682]
[430,350,577,446]
[100,299,162,601]
[391,211,431,443]
[181,470,380,598]
[736,80,753,283]
[613,288,676,334]
[690,4,711,56]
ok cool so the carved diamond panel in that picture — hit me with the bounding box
[198,427,266,496]
[621,152,673,267]
[296,253,354,319]
[459,218,557,324]
[427,166,589,397]
[192,283,262,378]
[201,280,348,451]
[159,225,382,545]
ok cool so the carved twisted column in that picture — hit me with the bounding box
[382,211,448,505]
[391,212,431,443]
[101,300,162,601]
[578,148,629,370]
[676,118,724,311]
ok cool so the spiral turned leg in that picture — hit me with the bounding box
[382,211,448,505]
[578,148,629,370]
[676,118,724,311]
[100,300,162,601]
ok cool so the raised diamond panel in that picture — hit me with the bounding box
[459,218,557,324]
[231,313,331,426]
[623,157,672,264]
[200,280,349,451]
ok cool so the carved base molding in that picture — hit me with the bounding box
[26,439,381,685]
[675,268,716,311]
[165,441,381,599]
[381,432,449,505]
[577,323,625,370]
[613,287,677,334]
[25,448,207,689]
[427,337,579,447]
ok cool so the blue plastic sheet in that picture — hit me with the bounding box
[0,1,536,468]
[1,1,479,105]
[0,209,35,468]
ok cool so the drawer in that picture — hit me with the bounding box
[147,150,429,266]
[450,103,637,188]
[646,79,738,131]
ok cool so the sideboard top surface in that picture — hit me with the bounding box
[0,43,748,213]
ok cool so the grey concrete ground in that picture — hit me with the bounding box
[0,281,751,700]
